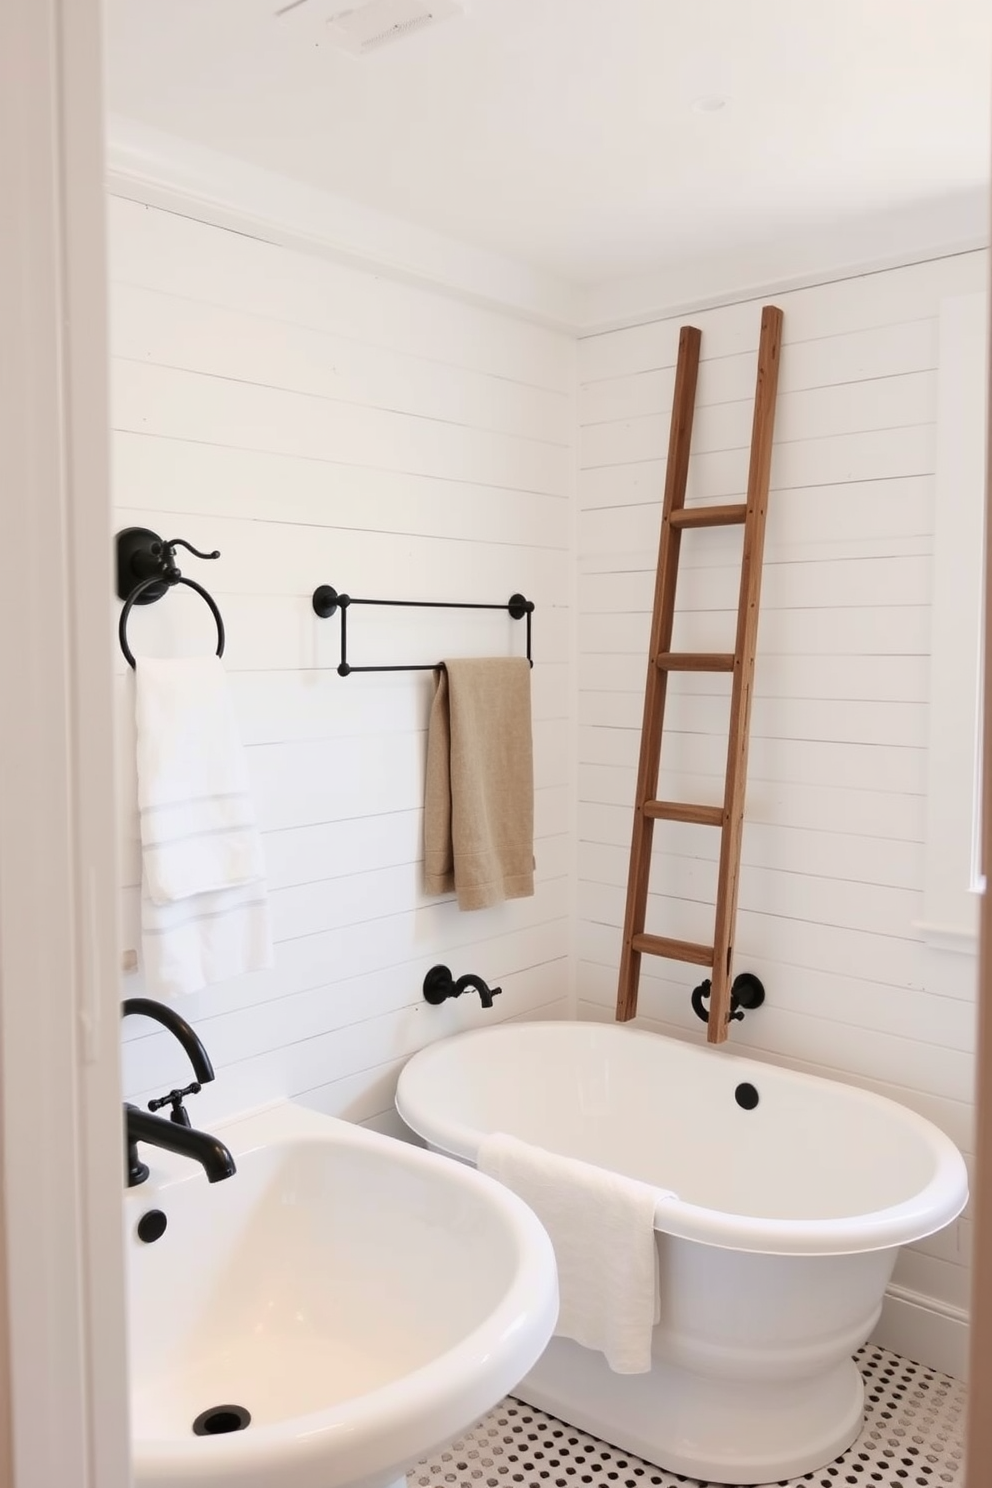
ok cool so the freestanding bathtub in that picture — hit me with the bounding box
[395,1021,968,1486]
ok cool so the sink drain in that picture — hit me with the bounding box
[192,1404,251,1436]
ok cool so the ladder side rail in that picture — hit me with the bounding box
[616,325,702,1021]
[707,305,785,1043]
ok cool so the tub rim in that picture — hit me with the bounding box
[395,1021,969,1258]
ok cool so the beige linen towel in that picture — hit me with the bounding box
[424,657,535,911]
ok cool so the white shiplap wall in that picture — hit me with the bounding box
[111,189,981,1372]
[111,196,574,1135]
[576,252,985,1363]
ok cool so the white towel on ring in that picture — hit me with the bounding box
[136,656,264,901]
[135,656,273,996]
[478,1132,662,1374]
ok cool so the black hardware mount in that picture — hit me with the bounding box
[116,527,225,669]
[691,972,765,1026]
[311,584,534,676]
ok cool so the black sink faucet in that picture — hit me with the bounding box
[124,1104,236,1187]
[121,997,236,1187]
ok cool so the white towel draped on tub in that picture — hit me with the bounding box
[135,656,274,997]
[478,1133,661,1374]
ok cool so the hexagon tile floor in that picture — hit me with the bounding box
[409,1346,965,1488]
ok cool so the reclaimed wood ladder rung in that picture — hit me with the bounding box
[615,306,784,1044]
[656,651,735,672]
[631,933,715,967]
[644,800,724,826]
[669,503,748,529]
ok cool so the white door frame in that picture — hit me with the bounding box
[0,1,130,1484]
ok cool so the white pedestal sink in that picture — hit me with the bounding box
[125,1102,558,1488]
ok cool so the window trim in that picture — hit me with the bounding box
[919,290,988,952]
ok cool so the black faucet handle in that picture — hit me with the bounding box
[148,1082,201,1127]
[479,984,502,1010]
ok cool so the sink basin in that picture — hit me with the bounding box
[125,1101,558,1488]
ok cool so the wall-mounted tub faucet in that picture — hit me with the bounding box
[121,997,236,1187]
[690,972,765,1027]
[423,965,502,1010]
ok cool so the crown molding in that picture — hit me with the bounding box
[106,116,989,339]
[577,190,989,335]
[104,115,582,333]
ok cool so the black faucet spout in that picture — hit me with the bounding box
[454,973,500,1009]
[122,997,215,1083]
[125,1104,236,1187]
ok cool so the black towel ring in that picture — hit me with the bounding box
[118,576,225,670]
[116,527,225,670]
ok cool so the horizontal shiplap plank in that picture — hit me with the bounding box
[112,282,573,446]
[579,480,933,562]
[580,370,935,469]
[118,722,569,887]
[579,554,932,612]
[580,691,928,749]
[124,870,571,1024]
[577,250,985,381]
[580,318,940,424]
[579,870,923,967]
[115,432,569,550]
[580,728,925,795]
[122,831,570,972]
[580,761,923,840]
[579,425,935,512]
[111,360,570,497]
[581,652,929,703]
[579,829,926,894]
[579,898,928,994]
[109,197,573,390]
[581,603,930,659]
[114,504,568,605]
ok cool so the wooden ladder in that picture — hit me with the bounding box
[615,305,784,1044]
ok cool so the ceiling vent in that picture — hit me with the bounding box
[278,0,462,55]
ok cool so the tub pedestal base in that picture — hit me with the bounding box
[517,1336,865,1487]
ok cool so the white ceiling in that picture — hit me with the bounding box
[104,0,991,288]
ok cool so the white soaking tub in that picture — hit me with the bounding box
[395,1021,968,1486]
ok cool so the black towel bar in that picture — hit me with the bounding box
[311,584,534,676]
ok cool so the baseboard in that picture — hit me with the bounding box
[871,1284,969,1381]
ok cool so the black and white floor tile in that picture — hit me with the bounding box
[409,1346,965,1488]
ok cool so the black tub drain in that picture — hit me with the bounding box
[192,1404,251,1436]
